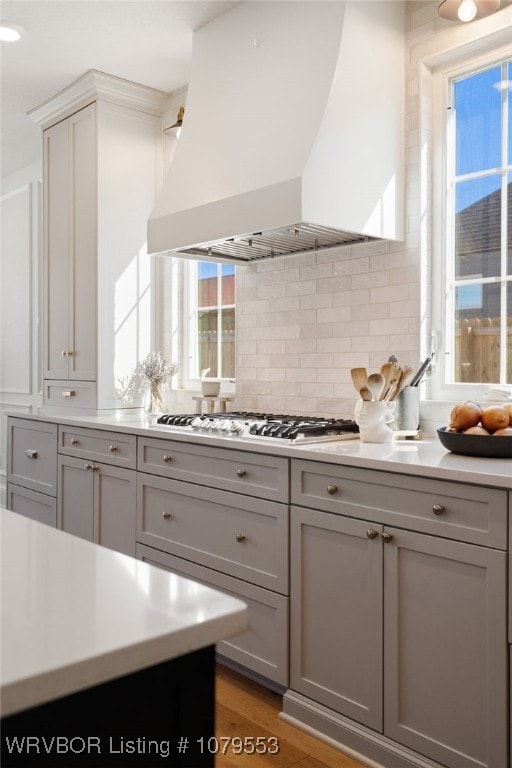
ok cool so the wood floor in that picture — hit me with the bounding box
[215,665,367,768]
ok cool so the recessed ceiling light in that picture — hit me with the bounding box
[0,23,22,42]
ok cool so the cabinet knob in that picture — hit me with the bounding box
[162,511,173,520]
[326,484,338,495]
[85,463,93,470]
[162,454,172,463]
[382,531,393,543]
[366,528,378,539]
[109,445,118,452]
[92,464,99,471]
[61,350,74,357]
[237,469,247,478]
[71,438,79,446]
[24,449,38,459]
[235,533,246,542]
[62,390,76,398]
[432,504,445,516]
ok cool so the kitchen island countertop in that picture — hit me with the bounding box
[0,508,247,717]
[7,409,512,490]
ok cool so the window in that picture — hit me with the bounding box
[435,56,511,397]
[186,261,236,382]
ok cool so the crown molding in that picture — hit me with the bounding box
[28,69,169,129]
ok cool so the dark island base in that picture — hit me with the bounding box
[2,645,215,767]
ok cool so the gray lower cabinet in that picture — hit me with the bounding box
[7,483,57,527]
[58,455,136,556]
[136,470,290,687]
[290,504,508,768]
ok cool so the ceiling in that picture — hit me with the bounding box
[0,0,240,178]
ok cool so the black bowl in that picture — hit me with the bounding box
[437,427,512,458]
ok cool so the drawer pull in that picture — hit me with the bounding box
[62,390,76,398]
[61,350,73,357]
[382,532,393,543]
[432,504,445,516]
[237,469,247,478]
[366,529,378,540]
[24,449,38,459]
[70,438,79,446]
[326,484,338,495]
[162,454,173,463]
[235,533,246,543]
[109,445,118,452]
[162,511,173,520]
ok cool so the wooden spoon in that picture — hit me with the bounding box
[388,365,414,400]
[350,367,368,394]
[379,362,395,400]
[359,386,372,401]
[367,372,384,401]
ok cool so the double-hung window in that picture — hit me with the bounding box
[433,55,511,399]
[185,261,236,385]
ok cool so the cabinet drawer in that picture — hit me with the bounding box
[7,483,57,528]
[58,426,136,468]
[137,544,289,687]
[138,437,289,502]
[291,459,507,549]
[137,473,288,593]
[7,418,57,496]
[44,380,96,408]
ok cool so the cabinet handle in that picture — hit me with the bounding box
[62,390,76,398]
[162,511,173,520]
[432,504,445,516]
[24,449,38,459]
[366,529,378,539]
[327,484,338,495]
[109,445,118,452]
[237,469,247,478]
[162,454,172,463]
[382,531,393,543]
[85,463,93,470]
[71,438,79,446]
[92,464,99,471]
[61,350,74,357]
[235,533,246,542]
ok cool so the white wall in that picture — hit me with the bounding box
[0,162,43,503]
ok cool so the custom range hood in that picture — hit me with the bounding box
[148,1,404,264]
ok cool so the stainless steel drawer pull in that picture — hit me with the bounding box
[382,532,393,543]
[109,445,118,452]
[162,454,172,463]
[71,438,79,446]
[24,449,38,459]
[432,504,445,516]
[235,533,246,542]
[327,484,338,495]
[237,469,247,478]
[62,390,76,398]
[366,529,378,539]
[162,511,173,520]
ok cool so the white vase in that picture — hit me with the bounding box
[354,400,395,443]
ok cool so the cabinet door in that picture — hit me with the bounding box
[58,455,94,541]
[43,119,70,379]
[290,506,383,730]
[94,463,136,557]
[384,528,508,768]
[68,104,96,381]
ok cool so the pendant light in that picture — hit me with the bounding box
[438,0,500,22]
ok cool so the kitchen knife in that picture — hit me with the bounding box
[409,356,431,387]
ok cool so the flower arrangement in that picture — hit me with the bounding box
[136,352,180,413]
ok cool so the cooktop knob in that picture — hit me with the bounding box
[229,420,244,434]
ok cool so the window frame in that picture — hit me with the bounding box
[182,260,236,392]
[430,45,511,402]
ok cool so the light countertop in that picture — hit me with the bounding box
[0,509,247,717]
[7,409,512,489]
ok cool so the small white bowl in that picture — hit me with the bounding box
[201,379,220,397]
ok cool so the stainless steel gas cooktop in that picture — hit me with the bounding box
[156,411,359,445]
